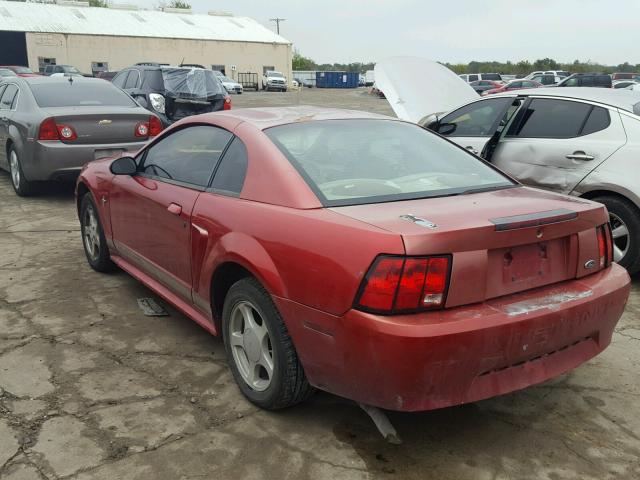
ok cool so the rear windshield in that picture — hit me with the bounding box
[13,66,32,74]
[161,68,225,98]
[30,81,137,108]
[265,120,515,206]
[482,73,502,81]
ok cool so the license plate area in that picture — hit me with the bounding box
[486,236,575,298]
[94,148,125,160]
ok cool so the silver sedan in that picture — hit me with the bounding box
[377,57,640,274]
[0,76,160,196]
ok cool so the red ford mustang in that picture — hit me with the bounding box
[76,106,631,412]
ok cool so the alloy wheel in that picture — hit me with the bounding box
[228,300,274,392]
[610,212,630,263]
[83,204,101,261]
[9,150,20,190]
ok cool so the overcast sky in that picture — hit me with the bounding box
[133,0,640,65]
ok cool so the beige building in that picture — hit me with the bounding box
[0,1,292,82]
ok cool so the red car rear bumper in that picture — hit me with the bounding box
[275,264,630,412]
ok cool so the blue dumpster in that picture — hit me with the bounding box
[315,71,359,88]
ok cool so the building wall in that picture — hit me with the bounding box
[24,32,292,80]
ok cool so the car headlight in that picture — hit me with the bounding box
[149,93,165,114]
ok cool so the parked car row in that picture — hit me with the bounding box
[460,70,637,89]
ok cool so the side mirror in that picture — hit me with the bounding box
[110,156,137,175]
[437,123,457,136]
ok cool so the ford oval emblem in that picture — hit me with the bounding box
[584,259,596,270]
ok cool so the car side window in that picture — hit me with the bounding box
[581,107,610,136]
[564,77,578,86]
[0,84,18,110]
[141,125,233,188]
[469,74,478,82]
[508,99,592,139]
[112,71,130,89]
[509,82,522,89]
[124,70,139,89]
[210,137,248,195]
[438,97,513,137]
[581,77,594,87]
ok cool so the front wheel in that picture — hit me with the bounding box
[80,194,115,272]
[222,277,314,409]
[594,195,640,275]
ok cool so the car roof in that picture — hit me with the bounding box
[9,76,104,87]
[203,106,395,130]
[491,87,640,114]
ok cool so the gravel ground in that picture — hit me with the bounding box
[0,88,639,480]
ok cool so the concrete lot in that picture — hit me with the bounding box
[0,88,639,480]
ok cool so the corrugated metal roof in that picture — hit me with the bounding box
[0,1,290,44]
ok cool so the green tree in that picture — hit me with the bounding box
[292,51,315,70]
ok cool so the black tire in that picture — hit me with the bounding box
[79,193,115,273]
[8,146,38,197]
[222,277,314,409]
[593,195,640,275]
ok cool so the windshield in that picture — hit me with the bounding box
[161,68,225,98]
[221,76,233,82]
[0,69,17,77]
[13,66,32,74]
[30,81,137,108]
[267,71,284,78]
[63,66,80,74]
[265,119,515,206]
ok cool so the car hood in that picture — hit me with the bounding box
[375,56,478,124]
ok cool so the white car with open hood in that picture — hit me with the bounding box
[376,57,640,274]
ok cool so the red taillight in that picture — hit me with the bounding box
[149,116,163,136]
[355,255,451,314]
[38,118,77,141]
[38,118,60,140]
[224,95,232,110]
[597,224,613,268]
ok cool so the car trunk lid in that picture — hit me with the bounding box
[42,106,152,144]
[375,56,478,124]
[331,187,609,307]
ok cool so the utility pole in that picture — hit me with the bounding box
[270,18,286,35]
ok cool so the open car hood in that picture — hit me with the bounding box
[375,57,478,124]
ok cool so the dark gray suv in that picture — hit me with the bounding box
[111,65,231,127]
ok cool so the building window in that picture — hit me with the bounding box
[38,57,56,73]
[263,66,275,74]
[211,64,226,75]
[91,62,109,76]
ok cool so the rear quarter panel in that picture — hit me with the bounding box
[191,194,405,317]
[573,113,640,209]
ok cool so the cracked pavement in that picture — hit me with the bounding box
[0,89,639,479]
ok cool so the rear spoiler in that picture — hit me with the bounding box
[491,209,578,231]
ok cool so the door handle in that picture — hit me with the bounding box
[465,146,479,155]
[167,203,182,216]
[566,151,595,161]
